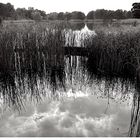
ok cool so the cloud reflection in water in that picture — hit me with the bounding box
[0,90,132,137]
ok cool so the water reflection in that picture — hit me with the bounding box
[64,22,97,31]
[0,93,132,137]
[65,22,107,31]
[129,85,140,137]
[0,51,137,136]
[86,23,95,31]
[66,22,85,31]
[65,24,96,47]
[66,22,112,31]
[0,24,138,136]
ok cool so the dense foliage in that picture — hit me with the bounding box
[0,2,15,19]
[0,3,46,20]
[87,9,132,20]
[132,3,140,18]
[0,2,135,21]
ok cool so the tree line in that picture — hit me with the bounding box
[0,2,135,22]
[47,9,132,20]
[0,2,46,21]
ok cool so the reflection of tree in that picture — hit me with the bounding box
[86,23,94,30]
[69,22,85,31]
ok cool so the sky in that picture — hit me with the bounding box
[0,0,140,15]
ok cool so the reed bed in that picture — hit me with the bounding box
[83,27,140,82]
[0,23,70,109]
[0,23,67,73]
[0,22,139,110]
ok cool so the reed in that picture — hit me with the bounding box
[0,22,69,109]
[0,22,140,110]
[129,88,140,137]
[83,27,140,81]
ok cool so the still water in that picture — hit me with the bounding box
[0,23,139,137]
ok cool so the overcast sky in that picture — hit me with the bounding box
[0,0,139,14]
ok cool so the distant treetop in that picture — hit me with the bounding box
[132,2,140,18]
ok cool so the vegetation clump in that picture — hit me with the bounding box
[83,27,140,81]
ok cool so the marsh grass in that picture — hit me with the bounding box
[0,22,139,110]
[83,27,140,82]
[0,23,70,109]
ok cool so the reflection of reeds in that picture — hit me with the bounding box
[129,88,140,137]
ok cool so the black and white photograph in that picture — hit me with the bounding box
[0,0,140,137]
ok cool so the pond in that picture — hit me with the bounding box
[0,23,139,137]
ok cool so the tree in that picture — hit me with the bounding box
[105,10,114,19]
[0,2,15,19]
[64,12,71,20]
[70,11,85,20]
[16,8,28,19]
[114,9,125,19]
[132,3,140,9]
[132,3,140,18]
[94,9,109,19]
[87,11,95,19]
[6,3,15,17]
[87,9,131,20]
[31,11,42,21]
[47,12,58,20]
[37,10,46,19]
[0,3,5,18]
[26,7,34,19]
[57,12,65,20]
[125,11,132,18]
